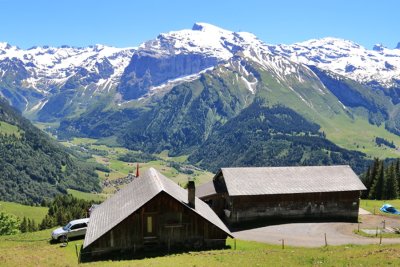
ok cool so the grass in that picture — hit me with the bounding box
[360,199,400,215]
[256,68,400,160]
[62,138,214,198]
[67,189,107,202]
[354,229,400,238]
[319,115,400,159]
[1,230,400,266]
[0,120,22,137]
[0,201,48,222]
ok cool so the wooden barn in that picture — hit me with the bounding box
[197,165,366,227]
[81,168,232,261]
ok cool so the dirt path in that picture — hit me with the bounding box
[233,214,400,247]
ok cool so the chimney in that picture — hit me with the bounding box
[187,179,195,208]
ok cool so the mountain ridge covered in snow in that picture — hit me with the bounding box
[0,22,399,119]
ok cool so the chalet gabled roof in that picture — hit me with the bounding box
[215,165,366,196]
[83,168,232,249]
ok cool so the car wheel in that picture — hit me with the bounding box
[58,235,67,243]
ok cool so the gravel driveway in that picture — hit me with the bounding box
[233,212,400,247]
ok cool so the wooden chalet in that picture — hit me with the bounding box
[82,168,232,261]
[197,165,366,226]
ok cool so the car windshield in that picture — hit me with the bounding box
[62,223,72,231]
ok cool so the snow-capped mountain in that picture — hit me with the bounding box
[117,22,305,100]
[274,38,400,88]
[118,23,400,101]
[0,42,135,114]
[1,22,400,123]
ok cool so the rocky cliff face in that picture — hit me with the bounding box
[118,52,220,100]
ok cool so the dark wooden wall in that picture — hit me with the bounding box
[84,192,228,257]
[224,191,361,225]
[200,190,361,226]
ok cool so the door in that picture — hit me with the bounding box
[68,223,87,238]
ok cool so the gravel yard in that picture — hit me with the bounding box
[233,210,400,247]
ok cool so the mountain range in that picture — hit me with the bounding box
[1,22,400,174]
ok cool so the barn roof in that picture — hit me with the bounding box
[196,180,217,198]
[213,165,366,196]
[83,168,232,249]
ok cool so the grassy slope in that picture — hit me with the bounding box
[255,67,400,160]
[1,230,400,266]
[66,189,107,202]
[360,199,400,215]
[0,120,21,137]
[63,138,214,198]
[0,201,48,222]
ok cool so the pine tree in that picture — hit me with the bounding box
[362,166,371,198]
[19,217,28,233]
[28,219,37,232]
[369,160,385,200]
[385,163,399,200]
[396,159,400,193]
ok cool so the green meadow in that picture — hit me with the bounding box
[1,229,400,266]
[0,201,48,222]
[0,120,22,137]
[62,137,213,199]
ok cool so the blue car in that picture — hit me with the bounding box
[380,204,400,215]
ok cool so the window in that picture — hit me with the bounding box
[70,223,86,230]
[147,216,153,233]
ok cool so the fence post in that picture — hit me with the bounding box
[234,239,236,250]
[78,244,83,264]
[324,233,327,247]
[281,239,285,249]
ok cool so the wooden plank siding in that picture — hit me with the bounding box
[85,192,228,257]
[224,191,361,225]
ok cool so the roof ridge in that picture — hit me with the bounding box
[149,167,165,191]
[222,165,350,170]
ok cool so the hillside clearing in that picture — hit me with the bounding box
[0,201,48,222]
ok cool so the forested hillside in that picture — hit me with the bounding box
[189,100,370,174]
[0,98,100,204]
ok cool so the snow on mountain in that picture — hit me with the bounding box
[274,37,400,87]
[1,23,399,114]
[124,22,304,97]
[0,43,135,91]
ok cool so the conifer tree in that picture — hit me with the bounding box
[19,217,28,233]
[362,166,371,198]
[369,160,385,200]
[28,219,37,232]
[385,163,399,200]
[396,159,400,193]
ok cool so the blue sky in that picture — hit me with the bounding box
[0,0,398,49]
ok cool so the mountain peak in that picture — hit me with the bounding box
[396,42,400,49]
[0,42,13,50]
[295,37,360,49]
[372,43,386,51]
[191,22,230,34]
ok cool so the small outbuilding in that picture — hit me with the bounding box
[197,165,366,227]
[82,168,232,261]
